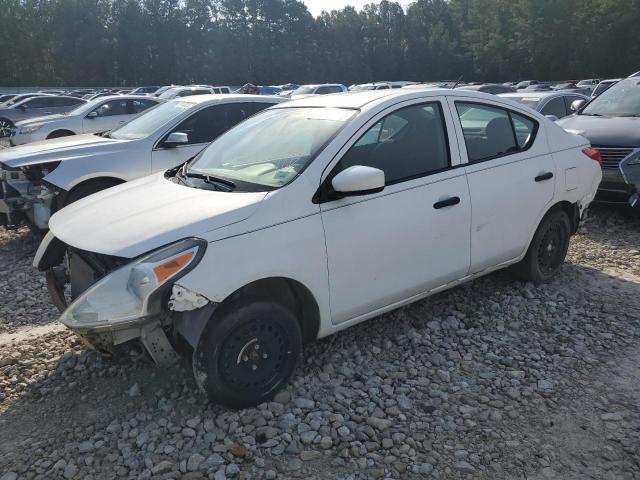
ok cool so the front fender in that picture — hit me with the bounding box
[33,231,66,270]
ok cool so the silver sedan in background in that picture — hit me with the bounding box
[498,91,589,120]
[0,95,86,137]
[11,95,162,145]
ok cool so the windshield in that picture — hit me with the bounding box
[582,79,640,116]
[109,101,189,140]
[506,97,542,110]
[159,88,183,99]
[292,86,316,95]
[186,107,355,189]
[351,85,375,91]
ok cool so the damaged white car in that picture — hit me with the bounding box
[35,89,602,407]
[0,95,286,230]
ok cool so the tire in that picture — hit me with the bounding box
[193,300,302,408]
[511,209,571,283]
[46,130,75,139]
[0,118,14,137]
[62,178,122,208]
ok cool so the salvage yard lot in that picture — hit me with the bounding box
[1,207,639,479]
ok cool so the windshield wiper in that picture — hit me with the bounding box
[580,112,602,116]
[185,172,236,191]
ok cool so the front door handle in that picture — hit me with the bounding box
[433,196,461,209]
[535,172,553,182]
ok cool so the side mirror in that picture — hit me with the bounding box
[163,132,189,148]
[86,111,98,119]
[331,165,385,196]
[571,99,587,112]
[545,115,559,122]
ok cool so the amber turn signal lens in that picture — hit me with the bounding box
[153,251,194,283]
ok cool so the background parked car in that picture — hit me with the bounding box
[10,95,162,146]
[456,83,517,94]
[288,84,347,99]
[0,95,287,231]
[158,86,212,99]
[0,95,86,137]
[577,79,600,92]
[67,89,95,98]
[498,91,589,120]
[130,86,162,95]
[1,93,50,107]
[591,78,620,98]
[516,80,539,89]
[557,77,640,203]
[0,94,18,104]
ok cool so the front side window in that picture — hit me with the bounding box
[338,103,450,184]
[456,102,537,162]
[92,99,129,117]
[540,97,567,118]
[187,107,355,189]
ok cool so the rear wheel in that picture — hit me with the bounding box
[0,118,14,137]
[193,300,302,408]
[512,209,571,283]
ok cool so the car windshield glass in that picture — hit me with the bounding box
[186,107,355,189]
[159,88,183,99]
[351,85,375,91]
[292,86,316,95]
[505,97,542,110]
[582,79,640,116]
[109,101,189,140]
[67,98,107,116]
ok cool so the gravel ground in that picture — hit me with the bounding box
[0,205,639,480]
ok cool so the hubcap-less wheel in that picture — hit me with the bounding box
[193,301,302,408]
[220,319,288,393]
[0,119,13,137]
[536,223,565,276]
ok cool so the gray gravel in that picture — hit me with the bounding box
[0,205,639,479]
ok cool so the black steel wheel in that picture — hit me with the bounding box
[511,209,571,283]
[193,300,302,408]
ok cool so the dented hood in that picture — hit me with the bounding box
[0,134,129,169]
[49,172,267,258]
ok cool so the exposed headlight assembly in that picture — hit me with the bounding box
[20,123,44,134]
[60,238,207,330]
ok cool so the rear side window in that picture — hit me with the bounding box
[339,102,450,184]
[23,97,57,108]
[317,86,343,94]
[132,99,158,113]
[455,102,537,162]
[54,97,83,107]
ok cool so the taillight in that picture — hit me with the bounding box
[582,147,602,166]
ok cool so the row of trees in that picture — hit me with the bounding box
[1,0,639,87]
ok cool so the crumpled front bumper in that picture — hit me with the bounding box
[0,164,57,229]
[620,155,640,210]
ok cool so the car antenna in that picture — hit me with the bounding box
[451,75,463,89]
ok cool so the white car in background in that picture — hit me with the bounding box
[0,95,286,231]
[36,89,601,407]
[288,83,347,99]
[10,95,162,146]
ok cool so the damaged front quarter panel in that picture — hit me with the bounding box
[621,154,640,209]
[170,284,218,349]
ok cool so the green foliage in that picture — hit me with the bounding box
[1,0,638,86]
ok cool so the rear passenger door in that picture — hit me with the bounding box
[320,99,471,324]
[448,99,555,273]
[151,102,271,172]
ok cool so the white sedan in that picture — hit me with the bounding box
[36,88,602,407]
[10,95,162,146]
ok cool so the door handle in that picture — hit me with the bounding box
[535,172,553,182]
[433,196,461,209]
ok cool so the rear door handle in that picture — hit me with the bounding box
[433,196,461,209]
[535,172,553,182]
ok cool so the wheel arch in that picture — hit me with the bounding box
[521,200,579,260]
[216,276,321,344]
[56,175,126,210]
[46,129,76,139]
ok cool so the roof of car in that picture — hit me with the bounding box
[90,94,164,102]
[499,91,587,100]
[168,94,288,105]
[278,88,512,110]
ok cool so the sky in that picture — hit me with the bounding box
[303,0,405,16]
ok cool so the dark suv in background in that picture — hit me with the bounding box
[557,78,640,205]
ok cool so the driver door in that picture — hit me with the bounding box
[320,100,471,324]
[82,99,131,134]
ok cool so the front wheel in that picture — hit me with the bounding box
[0,118,14,137]
[193,301,302,408]
[511,209,571,283]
